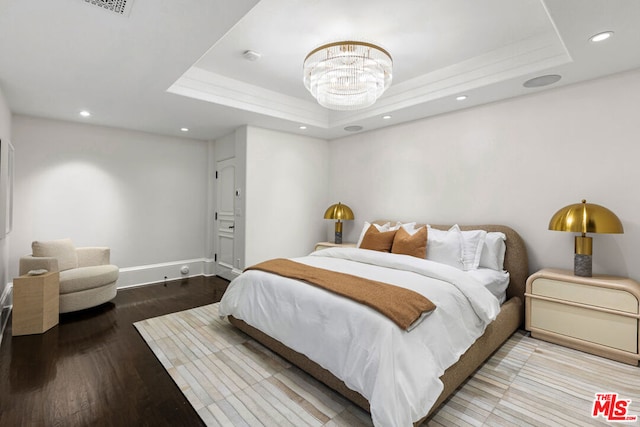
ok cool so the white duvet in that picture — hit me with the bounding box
[219,248,501,427]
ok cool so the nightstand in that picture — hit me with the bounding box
[525,268,640,365]
[12,271,60,336]
[314,242,357,251]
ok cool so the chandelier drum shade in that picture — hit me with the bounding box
[303,41,393,111]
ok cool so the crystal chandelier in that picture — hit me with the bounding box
[303,41,393,111]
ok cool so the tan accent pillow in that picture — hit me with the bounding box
[392,226,427,258]
[32,238,78,271]
[360,224,397,252]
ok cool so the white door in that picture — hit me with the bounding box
[216,158,236,281]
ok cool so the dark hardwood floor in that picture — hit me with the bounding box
[0,275,229,427]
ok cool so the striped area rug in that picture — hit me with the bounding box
[134,303,640,426]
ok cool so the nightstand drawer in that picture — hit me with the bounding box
[531,277,638,314]
[530,299,637,352]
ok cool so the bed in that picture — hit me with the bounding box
[219,222,528,426]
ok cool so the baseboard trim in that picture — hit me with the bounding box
[118,258,216,289]
[0,258,222,345]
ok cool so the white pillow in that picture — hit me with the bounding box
[426,225,464,269]
[395,222,418,234]
[460,228,487,271]
[356,221,391,247]
[32,238,78,271]
[479,232,507,270]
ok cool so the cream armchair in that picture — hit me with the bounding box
[19,238,119,313]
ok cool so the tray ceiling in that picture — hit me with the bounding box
[0,0,639,140]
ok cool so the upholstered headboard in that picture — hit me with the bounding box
[372,221,529,306]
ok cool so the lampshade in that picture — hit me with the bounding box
[548,199,623,277]
[303,41,392,111]
[324,202,354,221]
[324,202,354,244]
[548,200,624,234]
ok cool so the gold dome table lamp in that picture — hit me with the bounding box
[548,199,624,277]
[324,202,354,244]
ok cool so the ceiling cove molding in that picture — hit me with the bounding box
[168,67,328,128]
[329,32,572,127]
[169,32,571,131]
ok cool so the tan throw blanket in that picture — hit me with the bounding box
[245,258,436,331]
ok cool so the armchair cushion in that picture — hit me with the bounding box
[59,265,119,294]
[76,247,110,267]
[32,238,78,271]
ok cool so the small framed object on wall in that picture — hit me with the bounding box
[0,138,14,239]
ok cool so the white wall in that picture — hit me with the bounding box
[233,127,248,272]
[329,68,640,279]
[244,126,329,266]
[10,115,209,286]
[0,86,12,337]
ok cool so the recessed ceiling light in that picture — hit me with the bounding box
[180,127,189,132]
[523,74,562,88]
[79,110,91,117]
[299,125,307,130]
[382,115,392,120]
[590,31,613,43]
[456,95,468,101]
[344,125,363,132]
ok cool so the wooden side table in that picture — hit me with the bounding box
[12,271,60,336]
[525,268,640,365]
[314,242,357,251]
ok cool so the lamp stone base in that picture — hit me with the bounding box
[334,221,343,244]
[574,254,592,277]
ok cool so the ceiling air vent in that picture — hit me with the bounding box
[84,0,133,16]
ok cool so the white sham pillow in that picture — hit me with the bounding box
[356,221,391,247]
[460,228,487,271]
[395,222,417,234]
[479,232,507,271]
[426,225,464,269]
